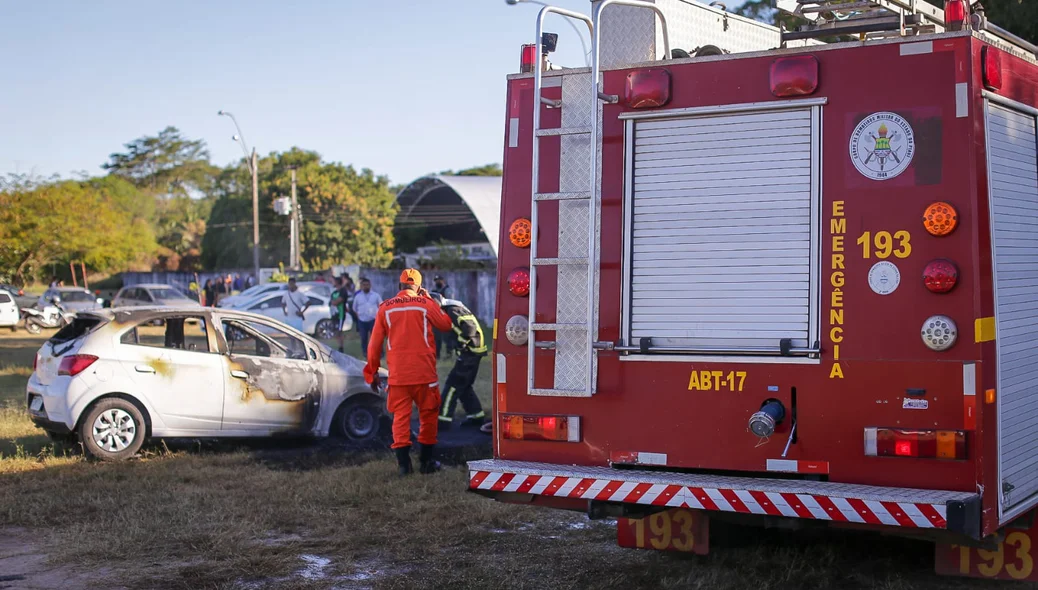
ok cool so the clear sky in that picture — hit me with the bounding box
[0,0,646,186]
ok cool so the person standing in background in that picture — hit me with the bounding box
[203,279,216,307]
[352,277,382,356]
[431,275,454,359]
[233,274,243,292]
[245,274,255,289]
[281,278,310,332]
[330,275,349,353]
[343,275,358,330]
[434,294,488,430]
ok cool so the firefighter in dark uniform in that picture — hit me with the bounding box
[432,294,488,429]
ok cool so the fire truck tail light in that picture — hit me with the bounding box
[923,259,959,293]
[769,56,819,97]
[501,413,580,442]
[983,46,1003,90]
[921,315,958,351]
[943,0,968,32]
[504,315,529,346]
[509,218,532,248]
[624,69,671,109]
[520,44,538,73]
[507,267,531,297]
[923,202,958,236]
[865,428,967,460]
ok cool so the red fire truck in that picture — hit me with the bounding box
[472,0,1038,580]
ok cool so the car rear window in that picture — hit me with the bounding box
[0,293,11,304]
[151,288,190,301]
[61,291,95,302]
[50,316,106,344]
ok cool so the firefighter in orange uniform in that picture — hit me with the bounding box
[364,269,453,475]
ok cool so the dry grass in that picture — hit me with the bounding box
[0,329,1005,589]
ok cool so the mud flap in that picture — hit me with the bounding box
[935,512,1038,581]
[617,508,709,555]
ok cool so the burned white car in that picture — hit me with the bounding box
[26,307,388,460]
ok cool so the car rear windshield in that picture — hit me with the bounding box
[61,291,95,302]
[152,288,190,301]
[49,316,106,344]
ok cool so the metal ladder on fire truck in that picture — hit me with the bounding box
[526,0,670,397]
[776,0,1038,61]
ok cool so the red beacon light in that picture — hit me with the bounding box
[923,259,959,293]
[944,0,969,32]
[624,69,671,109]
[520,44,538,74]
[770,56,819,97]
[983,46,1003,90]
[507,267,531,297]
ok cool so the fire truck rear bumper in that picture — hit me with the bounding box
[468,459,982,538]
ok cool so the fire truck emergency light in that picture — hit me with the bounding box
[507,267,531,297]
[923,259,959,293]
[921,315,958,351]
[769,56,819,97]
[504,315,529,346]
[864,428,967,460]
[502,413,580,442]
[944,0,969,32]
[520,44,538,74]
[624,69,671,109]
[983,46,1003,90]
[923,202,958,236]
[509,218,532,248]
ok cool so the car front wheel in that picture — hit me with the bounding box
[315,318,338,340]
[78,398,146,461]
[334,400,382,442]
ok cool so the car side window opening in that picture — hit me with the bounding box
[222,319,307,360]
[250,296,280,311]
[123,316,210,352]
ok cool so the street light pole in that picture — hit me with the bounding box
[218,110,261,281]
[290,167,300,270]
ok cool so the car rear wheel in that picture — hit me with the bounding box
[315,319,338,340]
[78,398,145,461]
[334,400,382,442]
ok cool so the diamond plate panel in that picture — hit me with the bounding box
[560,135,592,194]
[599,4,656,68]
[657,0,781,56]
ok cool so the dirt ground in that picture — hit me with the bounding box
[0,328,1028,589]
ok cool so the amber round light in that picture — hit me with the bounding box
[507,267,531,297]
[509,218,532,248]
[923,202,958,236]
[923,259,958,293]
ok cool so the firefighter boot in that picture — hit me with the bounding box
[395,446,413,476]
[418,443,441,474]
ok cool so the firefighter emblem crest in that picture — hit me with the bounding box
[849,112,916,180]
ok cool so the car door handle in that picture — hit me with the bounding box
[230,370,249,379]
[134,365,155,374]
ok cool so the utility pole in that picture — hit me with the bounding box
[290,167,300,270]
[251,148,260,280]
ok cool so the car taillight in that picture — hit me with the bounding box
[923,202,958,236]
[983,46,1003,90]
[520,44,538,74]
[624,68,671,108]
[58,354,98,377]
[501,413,580,442]
[865,428,967,460]
[944,0,968,32]
[921,315,958,351]
[770,55,819,97]
[509,218,532,248]
[33,353,38,372]
[923,259,958,293]
[507,267,531,297]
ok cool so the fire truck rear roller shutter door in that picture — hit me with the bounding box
[987,100,1038,519]
[627,107,819,351]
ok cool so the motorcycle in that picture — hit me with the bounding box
[22,298,76,335]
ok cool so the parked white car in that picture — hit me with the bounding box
[216,281,334,309]
[26,307,388,460]
[0,290,19,331]
[235,291,350,338]
[37,287,102,313]
[113,284,201,308]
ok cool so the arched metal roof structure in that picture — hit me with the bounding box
[394,175,503,255]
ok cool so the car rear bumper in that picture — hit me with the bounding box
[467,459,982,538]
[26,374,74,429]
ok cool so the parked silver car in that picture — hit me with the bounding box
[26,307,388,460]
[113,284,201,308]
[37,287,102,313]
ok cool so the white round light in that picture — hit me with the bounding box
[921,315,958,351]
[505,315,529,346]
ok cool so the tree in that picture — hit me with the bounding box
[102,126,217,198]
[982,0,1037,43]
[202,149,398,271]
[437,163,502,177]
